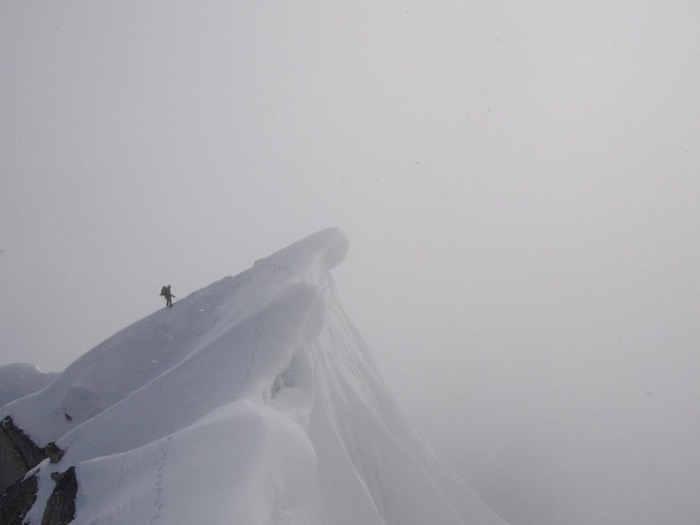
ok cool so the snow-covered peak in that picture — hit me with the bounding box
[0,229,507,525]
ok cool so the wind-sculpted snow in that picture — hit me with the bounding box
[0,228,507,525]
[0,363,58,408]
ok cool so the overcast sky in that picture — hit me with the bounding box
[2,2,700,524]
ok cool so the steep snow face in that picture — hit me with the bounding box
[1,228,507,525]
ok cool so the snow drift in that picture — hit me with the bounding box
[0,228,507,525]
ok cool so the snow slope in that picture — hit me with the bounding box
[1,228,507,525]
[0,363,58,409]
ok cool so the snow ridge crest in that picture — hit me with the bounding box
[0,228,507,525]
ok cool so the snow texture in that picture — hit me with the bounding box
[0,363,58,408]
[1,228,507,525]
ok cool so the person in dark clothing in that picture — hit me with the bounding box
[160,285,175,307]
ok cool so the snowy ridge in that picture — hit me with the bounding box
[0,228,507,525]
[0,363,58,409]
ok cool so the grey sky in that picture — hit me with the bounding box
[2,2,700,524]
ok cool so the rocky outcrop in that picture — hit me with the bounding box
[0,416,46,493]
[0,473,38,525]
[42,468,77,525]
[0,417,74,525]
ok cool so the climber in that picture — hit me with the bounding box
[160,285,175,308]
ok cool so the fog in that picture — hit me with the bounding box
[2,2,700,524]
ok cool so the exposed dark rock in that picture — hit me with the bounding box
[0,417,74,524]
[0,473,39,525]
[45,442,65,464]
[0,416,47,493]
[41,467,77,525]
